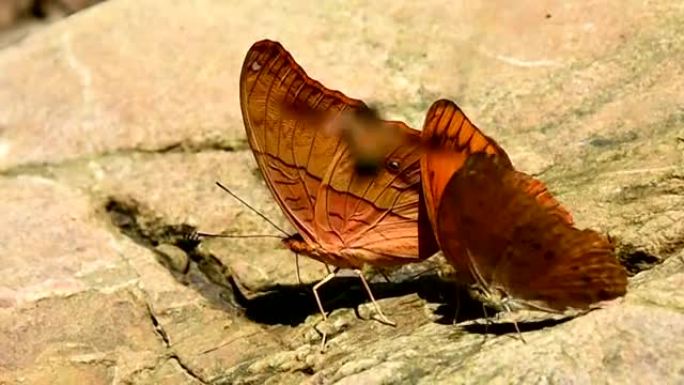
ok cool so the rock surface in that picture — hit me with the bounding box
[1,0,683,384]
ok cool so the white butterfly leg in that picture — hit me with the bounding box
[295,253,302,285]
[312,269,338,350]
[354,269,396,327]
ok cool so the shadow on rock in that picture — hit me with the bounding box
[235,273,489,326]
[461,316,574,336]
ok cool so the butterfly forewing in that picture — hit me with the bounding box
[419,100,512,263]
[240,40,365,244]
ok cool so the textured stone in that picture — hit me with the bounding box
[1,0,683,384]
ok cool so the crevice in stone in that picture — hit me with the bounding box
[136,137,249,154]
[104,196,206,259]
[617,246,663,276]
[137,290,210,384]
[104,196,241,312]
[0,138,248,178]
[144,301,171,347]
[169,354,210,385]
[295,366,316,376]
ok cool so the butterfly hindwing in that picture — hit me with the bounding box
[439,153,627,310]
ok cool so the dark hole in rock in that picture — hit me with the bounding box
[104,197,239,311]
[618,249,662,275]
[104,198,150,246]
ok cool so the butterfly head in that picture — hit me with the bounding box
[469,283,511,311]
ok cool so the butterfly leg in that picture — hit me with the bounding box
[294,253,302,285]
[452,291,461,325]
[481,302,492,334]
[312,268,339,350]
[502,302,526,343]
[353,269,396,327]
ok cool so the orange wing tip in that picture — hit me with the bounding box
[247,39,285,53]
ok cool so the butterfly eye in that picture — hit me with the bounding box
[469,285,488,301]
[386,159,401,173]
[495,287,509,300]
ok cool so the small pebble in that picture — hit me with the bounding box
[154,243,190,273]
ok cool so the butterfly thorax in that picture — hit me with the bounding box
[469,283,515,312]
[281,233,358,269]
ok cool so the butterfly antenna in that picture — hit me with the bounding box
[465,249,492,298]
[194,232,282,239]
[402,265,439,281]
[214,181,289,236]
[465,249,496,337]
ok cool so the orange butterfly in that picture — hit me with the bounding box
[418,100,513,280]
[239,40,435,337]
[434,153,628,312]
[419,100,576,280]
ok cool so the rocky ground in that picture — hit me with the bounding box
[1,1,683,384]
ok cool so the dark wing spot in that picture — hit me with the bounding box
[462,215,477,225]
[355,161,380,176]
[543,250,555,260]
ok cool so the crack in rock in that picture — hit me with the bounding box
[0,140,249,177]
[140,292,210,384]
[169,354,210,385]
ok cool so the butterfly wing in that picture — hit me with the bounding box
[241,40,434,267]
[436,155,521,283]
[420,99,512,236]
[419,100,512,268]
[497,222,627,310]
[314,123,428,266]
[439,154,627,310]
[240,40,366,244]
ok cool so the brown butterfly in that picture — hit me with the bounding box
[418,100,513,277]
[419,100,575,277]
[435,153,628,313]
[239,40,435,337]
